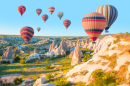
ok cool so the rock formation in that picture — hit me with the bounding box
[1,46,14,63]
[71,45,82,65]
[76,40,80,46]
[66,35,130,85]
[25,53,40,63]
[49,41,56,52]
[81,40,85,45]
[33,78,48,86]
[69,51,74,58]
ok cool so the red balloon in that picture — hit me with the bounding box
[18,5,26,16]
[63,20,71,29]
[20,26,34,44]
[42,14,48,22]
[36,9,42,16]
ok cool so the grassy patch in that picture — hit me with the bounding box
[100,54,117,69]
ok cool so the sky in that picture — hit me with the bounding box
[0,0,130,36]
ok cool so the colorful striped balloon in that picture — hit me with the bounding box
[95,5,118,32]
[20,26,34,44]
[18,5,26,16]
[63,20,71,29]
[48,6,55,14]
[42,14,48,22]
[82,12,106,42]
[36,9,42,16]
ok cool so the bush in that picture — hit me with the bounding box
[14,55,20,62]
[89,69,117,86]
[13,77,23,85]
[46,59,50,64]
[20,59,25,64]
[53,78,71,86]
[45,74,53,81]
[83,54,91,61]
[45,65,50,69]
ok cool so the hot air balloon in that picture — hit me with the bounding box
[42,14,48,22]
[57,12,64,20]
[48,6,55,14]
[95,5,118,33]
[36,9,42,16]
[37,27,41,32]
[82,12,106,43]
[18,5,26,16]
[20,26,34,44]
[63,20,71,29]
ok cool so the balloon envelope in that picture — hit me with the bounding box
[37,27,41,32]
[57,12,64,20]
[48,6,55,14]
[63,20,71,29]
[18,5,26,16]
[95,5,118,32]
[42,14,48,22]
[82,12,106,41]
[36,9,42,16]
[20,26,34,44]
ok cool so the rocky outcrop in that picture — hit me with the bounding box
[33,78,48,86]
[20,79,34,86]
[1,46,14,63]
[76,40,80,46]
[49,41,56,52]
[38,83,56,86]
[66,35,130,85]
[81,40,85,45]
[68,41,73,48]
[59,40,68,52]
[25,53,40,63]
[71,46,82,65]
[69,51,74,58]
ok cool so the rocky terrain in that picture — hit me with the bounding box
[66,33,130,86]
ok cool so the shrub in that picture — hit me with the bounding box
[45,74,53,81]
[89,69,117,86]
[83,54,91,62]
[13,77,23,85]
[46,59,50,64]
[45,65,50,69]
[20,59,25,64]
[14,55,20,62]
[53,78,71,86]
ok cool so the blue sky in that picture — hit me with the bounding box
[0,0,130,36]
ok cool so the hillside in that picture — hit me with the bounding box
[66,33,130,86]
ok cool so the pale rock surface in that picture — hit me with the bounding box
[33,78,48,86]
[25,53,40,63]
[20,79,34,86]
[38,83,56,86]
[69,51,74,58]
[66,35,130,85]
[71,46,82,65]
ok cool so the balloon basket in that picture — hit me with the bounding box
[105,30,109,33]
[92,41,96,44]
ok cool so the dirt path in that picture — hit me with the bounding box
[1,74,22,83]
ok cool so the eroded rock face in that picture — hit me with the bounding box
[38,83,56,86]
[49,41,56,52]
[59,40,68,52]
[69,51,74,58]
[66,35,130,85]
[25,53,40,63]
[71,46,82,65]
[33,78,48,86]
